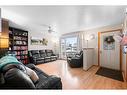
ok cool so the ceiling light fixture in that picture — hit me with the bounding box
[41,24,55,33]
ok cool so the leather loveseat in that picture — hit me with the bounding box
[28,50,57,65]
[0,64,62,89]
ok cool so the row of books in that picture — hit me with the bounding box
[16,55,28,59]
[14,32,28,36]
[14,40,27,45]
[15,50,28,55]
[13,36,27,40]
[13,46,28,50]
[9,31,28,36]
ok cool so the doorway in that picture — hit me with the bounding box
[98,29,122,70]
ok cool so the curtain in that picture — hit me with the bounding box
[77,31,85,51]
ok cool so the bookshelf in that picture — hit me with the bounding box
[9,27,28,64]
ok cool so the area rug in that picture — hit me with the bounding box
[96,67,124,82]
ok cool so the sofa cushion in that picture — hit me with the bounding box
[40,54,45,58]
[31,50,40,58]
[33,54,40,58]
[45,56,51,59]
[39,50,46,58]
[37,57,45,60]
[25,66,39,83]
[45,50,53,56]
[51,56,57,58]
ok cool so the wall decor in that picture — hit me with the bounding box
[31,37,48,46]
[103,35,115,50]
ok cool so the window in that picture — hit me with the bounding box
[60,36,78,59]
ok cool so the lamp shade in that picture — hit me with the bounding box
[0,36,9,49]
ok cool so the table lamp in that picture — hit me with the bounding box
[0,35,9,58]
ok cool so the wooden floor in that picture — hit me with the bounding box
[36,60,127,89]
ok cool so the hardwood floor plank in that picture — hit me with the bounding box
[36,60,127,89]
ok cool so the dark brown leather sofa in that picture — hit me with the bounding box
[28,50,57,65]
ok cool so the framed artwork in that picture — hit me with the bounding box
[30,37,48,46]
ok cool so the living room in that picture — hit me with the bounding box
[0,3,127,94]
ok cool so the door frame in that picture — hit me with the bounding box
[98,29,122,70]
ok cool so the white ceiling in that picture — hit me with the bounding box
[0,5,127,35]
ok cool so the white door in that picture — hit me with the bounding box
[100,31,120,70]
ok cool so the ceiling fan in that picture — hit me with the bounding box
[48,26,55,33]
[40,24,55,33]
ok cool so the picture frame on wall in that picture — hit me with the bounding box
[30,37,48,45]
